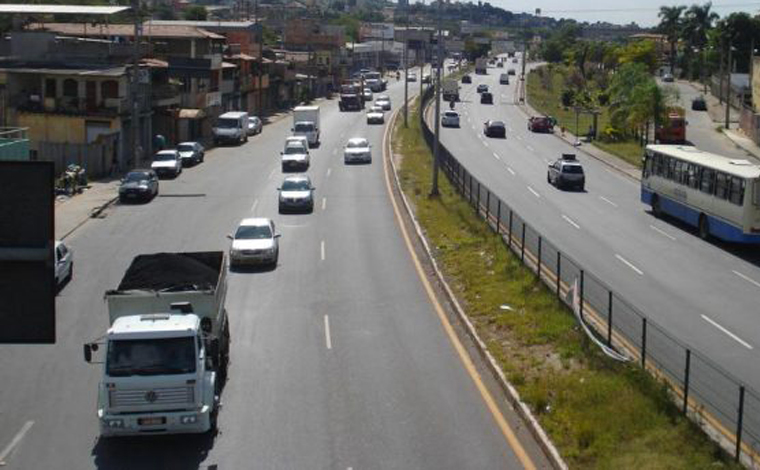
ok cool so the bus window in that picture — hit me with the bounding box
[700,169,715,194]
[729,177,745,205]
[715,173,729,200]
[667,157,676,180]
[687,164,700,189]
[643,153,653,177]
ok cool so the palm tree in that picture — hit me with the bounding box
[658,5,686,75]
[682,2,719,80]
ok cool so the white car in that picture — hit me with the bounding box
[362,88,373,101]
[344,137,372,164]
[55,240,73,290]
[228,218,280,267]
[375,95,391,110]
[151,150,182,178]
[281,142,310,171]
[278,175,315,213]
[441,110,460,127]
[285,135,309,150]
[366,106,384,124]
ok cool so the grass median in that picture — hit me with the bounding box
[392,98,739,469]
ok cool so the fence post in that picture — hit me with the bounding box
[520,223,526,262]
[476,181,481,214]
[486,191,490,226]
[508,210,513,248]
[537,236,542,279]
[607,291,613,347]
[736,385,745,462]
[556,252,561,298]
[579,270,585,320]
[683,349,691,414]
[469,174,473,204]
[496,200,501,234]
[641,318,647,368]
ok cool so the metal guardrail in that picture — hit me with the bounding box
[418,86,760,467]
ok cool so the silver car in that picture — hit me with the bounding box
[344,137,372,164]
[176,141,204,166]
[119,169,159,202]
[548,154,585,191]
[366,106,384,124]
[228,218,280,267]
[376,95,391,110]
[281,142,310,171]
[55,240,73,290]
[442,110,460,128]
[248,116,263,135]
[278,175,315,213]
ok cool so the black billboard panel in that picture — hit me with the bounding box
[0,161,55,343]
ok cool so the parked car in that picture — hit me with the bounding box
[119,169,159,202]
[691,95,707,111]
[281,141,310,172]
[477,84,489,93]
[176,141,205,166]
[55,240,73,290]
[441,110,460,127]
[484,120,506,137]
[248,116,263,135]
[228,218,280,267]
[480,92,494,104]
[366,106,385,124]
[461,74,472,84]
[662,72,675,82]
[499,74,510,85]
[344,137,372,164]
[528,116,554,133]
[278,175,315,213]
[548,154,585,191]
[375,96,392,111]
[422,74,431,84]
[151,150,182,178]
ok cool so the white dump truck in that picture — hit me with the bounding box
[84,251,230,437]
[292,106,321,147]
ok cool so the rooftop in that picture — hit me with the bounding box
[0,4,130,15]
[109,314,199,338]
[28,22,225,40]
[648,145,760,178]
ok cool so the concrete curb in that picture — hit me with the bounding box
[387,97,568,470]
[60,195,118,241]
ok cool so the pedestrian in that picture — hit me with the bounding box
[560,126,566,137]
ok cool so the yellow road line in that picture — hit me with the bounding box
[382,105,537,470]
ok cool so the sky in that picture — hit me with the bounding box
[490,0,760,27]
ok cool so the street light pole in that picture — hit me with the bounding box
[403,6,409,127]
[256,0,263,116]
[725,44,732,129]
[130,0,142,170]
[430,0,442,197]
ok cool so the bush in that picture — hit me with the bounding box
[561,89,575,108]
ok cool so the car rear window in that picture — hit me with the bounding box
[562,165,584,174]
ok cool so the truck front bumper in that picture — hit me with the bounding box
[99,405,212,436]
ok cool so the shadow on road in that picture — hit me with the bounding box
[92,432,217,470]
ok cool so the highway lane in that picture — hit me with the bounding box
[0,67,547,469]
[436,58,760,397]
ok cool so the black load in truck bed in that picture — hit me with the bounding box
[116,252,223,292]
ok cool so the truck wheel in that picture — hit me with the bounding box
[698,214,710,240]
[651,195,662,217]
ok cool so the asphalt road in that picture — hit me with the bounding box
[436,56,760,436]
[0,66,548,469]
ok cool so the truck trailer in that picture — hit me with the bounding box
[84,251,230,437]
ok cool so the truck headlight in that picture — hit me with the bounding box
[105,418,124,428]
[180,414,198,424]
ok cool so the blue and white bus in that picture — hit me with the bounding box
[642,145,760,243]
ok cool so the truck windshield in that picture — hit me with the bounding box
[294,123,314,132]
[107,337,196,377]
[217,118,238,129]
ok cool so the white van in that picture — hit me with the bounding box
[213,111,249,145]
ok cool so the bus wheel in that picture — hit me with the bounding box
[698,214,710,240]
[652,195,662,217]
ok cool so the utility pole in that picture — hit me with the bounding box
[430,0,442,197]
[725,44,733,129]
[520,39,527,103]
[403,5,409,127]
[256,0,263,116]
[130,0,142,170]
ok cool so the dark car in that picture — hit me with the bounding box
[499,74,510,85]
[477,84,489,94]
[461,74,472,84]
[547,154,585,190]
[480,92,493,104]
[484,120,506,138]
[119,169,159,202]
[507,68,516,76]
[691,96,707,111]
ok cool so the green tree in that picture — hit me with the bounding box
[183,5,207,21]
[682,2,719,79]
[657,5,685,75]
[618,39,658,73]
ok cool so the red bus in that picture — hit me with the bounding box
[655,112,686,144]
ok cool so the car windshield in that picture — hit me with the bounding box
[445,112,458,117]
[284,145,305,155]
[491,121,504,127]
[282,179,310,191]
[107,337,196,377]
[217,118,238,128]
[563,165,584,174]
[347,140,368,148]
[294,123,314,132]
[235,224,273,239]
[154,153,176,161]
[124,172,149,182]
[177,144,194,152]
